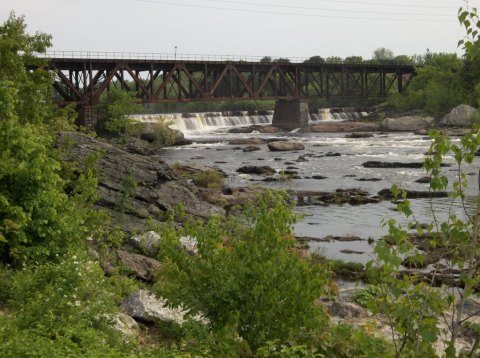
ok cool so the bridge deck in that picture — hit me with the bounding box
[42,58,415,106]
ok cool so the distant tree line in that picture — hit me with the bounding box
[260,47,422,65]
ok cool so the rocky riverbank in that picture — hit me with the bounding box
[57,103,480,353]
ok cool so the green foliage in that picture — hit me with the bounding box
[0,86,89,266]
[458,6,480,60]
[193,170,225,189]
[99,90,143,137]
[344,56,363,64]
[0,12,54,126]
[0,255,137,357]
[363,126,480,357]
[303,55,325,64]
[154,191,330,351]
[388,53,466,115]
[372,47,394,62]
[149,120,178,146]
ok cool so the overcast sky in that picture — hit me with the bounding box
[1,0,477,60]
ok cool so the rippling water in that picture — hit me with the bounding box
[158,126,479,263]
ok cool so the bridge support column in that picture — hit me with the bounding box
[272,99,309,129]
[76,105,99,131]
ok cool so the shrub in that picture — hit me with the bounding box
[0,254,136,357]
[193,170,225,189]
[155,191,330,351]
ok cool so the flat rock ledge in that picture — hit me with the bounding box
[56,131,225,233]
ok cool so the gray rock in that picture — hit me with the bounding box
[380,116,434,131]
[121,290,207,325]
[115,250,161,281]
[56,132,216,233]
[112,312,139,339]
[441,104,478,127]
[326,301,370,319]
[121,290,189,324]
[267,141,305,151]
[242,145,261,152]
[179,236,198,255]
[236,166,276,175]
[127,231,162,256]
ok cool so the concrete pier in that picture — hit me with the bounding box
[272,100,309,129]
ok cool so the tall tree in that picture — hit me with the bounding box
[0,12,53,125]
[372,47,394,62]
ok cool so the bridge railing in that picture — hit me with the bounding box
[43,51,309,63]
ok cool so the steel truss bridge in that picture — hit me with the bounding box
[45,55,416,107]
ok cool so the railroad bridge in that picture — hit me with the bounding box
[42,53,416,129]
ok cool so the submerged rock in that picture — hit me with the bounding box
[296,189,381,206]
[378,188,448,199]
[345,132,374,139]
[242,145,261,152]
[363,161,451,169]
[236,165,276,175]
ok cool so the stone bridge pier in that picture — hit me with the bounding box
[272,99,309,130]
[76,105,99,130]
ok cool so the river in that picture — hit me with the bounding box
[134,111,478,264]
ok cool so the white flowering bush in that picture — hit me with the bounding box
[0,253,136,356]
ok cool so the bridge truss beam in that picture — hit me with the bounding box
[46,59,415,106]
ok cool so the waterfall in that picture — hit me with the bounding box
[130,108,371,133]
[308,108,369,124]
[130,111,273,133]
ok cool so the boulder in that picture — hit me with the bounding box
[179,235,198,255]
[114,250,161,281]
[267,141,305,151]
[380,116,434,131]
[140,125,190,146]
[121,290,207,325]
[126,231,161,256]
[325,301,370,319]
[440,104,478,127]
[113,312,140,339]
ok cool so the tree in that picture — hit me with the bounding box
[344,56,363,64]
[393,55,413,65]
[372,47,394,61]
[303,55,325,64]
[0,12,54,125]
[325,56,343,63]
[0,13,102,266]
[387,53,465,115]
[260,56,272,63]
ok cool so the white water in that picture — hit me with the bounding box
[130,108,369,134]
[130,111,273,133]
